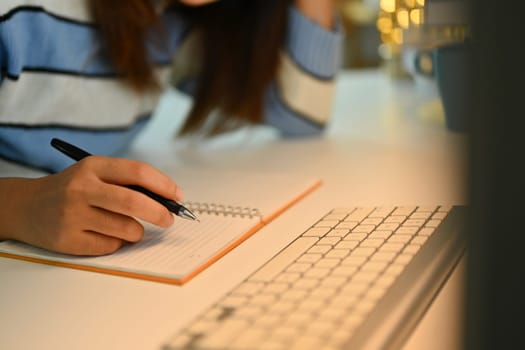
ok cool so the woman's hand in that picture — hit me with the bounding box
[0,156,183,256]
[294,0,336,29]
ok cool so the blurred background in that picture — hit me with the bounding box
[336,0,470,131]
[336,0,468,74]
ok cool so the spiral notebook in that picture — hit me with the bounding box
[0,169,321,285]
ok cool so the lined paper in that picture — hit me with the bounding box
[0,215,259,279]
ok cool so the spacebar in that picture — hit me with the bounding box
[248,237,318,282]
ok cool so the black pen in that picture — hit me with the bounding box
[50,138,198,221]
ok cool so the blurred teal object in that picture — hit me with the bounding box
[433,42,471,132]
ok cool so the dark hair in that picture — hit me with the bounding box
[89,0,289,134]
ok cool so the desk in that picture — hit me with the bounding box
[0,69,467,350]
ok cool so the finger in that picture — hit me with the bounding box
[88,181,175,228]
[53,230,123,256]
[84,157,184,201]
[84,206,146,243]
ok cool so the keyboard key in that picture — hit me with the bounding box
[361,217,383,225]
[286,263,312,273]
[352,224,375,233]
[418,227,434,236]
[410,211,431,219]
[392,206,416,216]
[359,238,384,248]
[324,249,348,259]
[289,335,323,350]
[221,295,248,308]
[403,219,426,226]
[315,220,340,228]
[324,213,348,221]
[396,226,419,234]
[425,219,442,228]
[432,212,447,221]
[255,313,282,327]
[411,236,429,245]
[296,253,322,264]
[337,221,359,230]
[326,229,350,237]
[294,278,319,290]
[384,215,406,223]
[307,245,332,254]
[368,230,393,239]
[304,267,330,279]
[318,237,342,245]
[232,282,264,296]
[315,258,341,268]
[197,319,249,348]
[335,240,359,250]
[368,207,395,218]
[274,272,300,284]
[303,227,331,237]
[262,283,289,295]
[376,223,400,231]
[267,301,295,314]
[343,232,367,241]
[330,265,358,277]
[229,329,267,349]
[388,235,412,244]
[351,247,376,257]
[320,275,348,288]
[250,237,317,282]
[341,255,367,266]
[346,208,374,221]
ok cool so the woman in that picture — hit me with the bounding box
[0,0,342,255]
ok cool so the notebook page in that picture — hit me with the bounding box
[0,214,259,279]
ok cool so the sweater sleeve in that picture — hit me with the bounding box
[0,17,5,85]
[263,5,344,137]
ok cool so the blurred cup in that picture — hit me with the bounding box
[433,42,471,132]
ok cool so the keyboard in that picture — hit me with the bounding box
[163,205,466,350]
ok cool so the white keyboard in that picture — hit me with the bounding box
[163,205,466,350]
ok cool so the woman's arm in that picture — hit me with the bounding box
[0,157,182,255]
[294,0,335,29]
[262,2,343,137]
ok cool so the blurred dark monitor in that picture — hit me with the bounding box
[425,0,469,26]
[465,0,525,349]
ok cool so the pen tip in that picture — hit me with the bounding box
[180,208,198,221]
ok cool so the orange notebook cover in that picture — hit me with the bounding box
[0,169,321,285]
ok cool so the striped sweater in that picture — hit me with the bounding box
[0,0,343,173]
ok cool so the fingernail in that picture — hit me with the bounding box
[162,213,174,228]
[175,187,184,201]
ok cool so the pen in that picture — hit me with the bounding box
[50,138,198,221]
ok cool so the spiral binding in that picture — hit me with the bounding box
[183,202,262,219]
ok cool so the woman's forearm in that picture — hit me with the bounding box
[294,0,335,29]
[0,178,34,241]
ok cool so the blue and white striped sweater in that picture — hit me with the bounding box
[0,0,343,173]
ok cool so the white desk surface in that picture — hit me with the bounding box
[0,69,467,350]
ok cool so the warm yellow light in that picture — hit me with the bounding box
[397,9,410,29]
[377,17,393,33]
[393,27,403,44]
[380,32,394,45]
[410,8,423,25]
[404,0,416,8]
[416,0,425,6]
[380,0,396,13]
